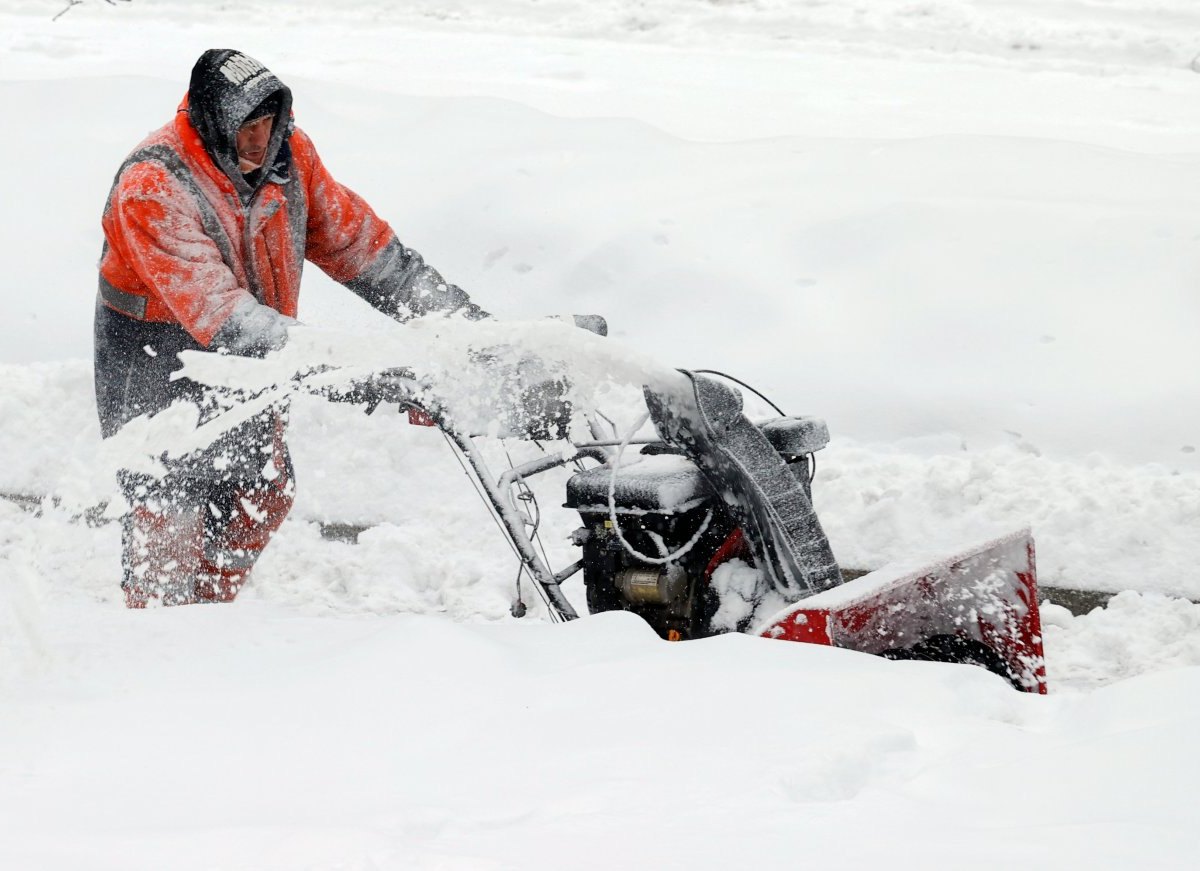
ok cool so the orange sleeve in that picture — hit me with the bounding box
[295,129,395,282]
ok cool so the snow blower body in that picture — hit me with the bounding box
[345,360,1046,694]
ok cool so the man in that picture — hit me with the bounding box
[95,49,486,608]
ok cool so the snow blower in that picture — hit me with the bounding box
[329,332,1047,694]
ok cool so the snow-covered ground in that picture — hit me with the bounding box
[2,0,1200,867]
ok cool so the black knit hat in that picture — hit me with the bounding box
[187,49,293,190]
[246,92,283,123]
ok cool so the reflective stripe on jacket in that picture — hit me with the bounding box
[96,97,485,440]
[99,98,399,350]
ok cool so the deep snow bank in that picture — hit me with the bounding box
[2,589,1199,870]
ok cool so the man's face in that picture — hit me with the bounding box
[236,113,274,172]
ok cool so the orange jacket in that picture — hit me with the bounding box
[99,98,480,354]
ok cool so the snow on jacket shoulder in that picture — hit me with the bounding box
[98,100,483,354]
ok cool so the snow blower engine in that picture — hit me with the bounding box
[565,402,833,641]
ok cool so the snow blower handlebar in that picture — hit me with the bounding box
[306,315,614,621]
[315,366,589,620]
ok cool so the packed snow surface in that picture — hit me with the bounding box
[2,0,1200,868]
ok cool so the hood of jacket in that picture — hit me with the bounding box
[186,49,293,201]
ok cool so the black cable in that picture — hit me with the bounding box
[692,369,816,484]
[505,442,566,620]
[506,444,556,585]
[439,431,558,620]
[441,432,522,562]
[512,562,527,618]
[693,369,786,416]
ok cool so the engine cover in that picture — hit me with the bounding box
[564,454,714,514]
